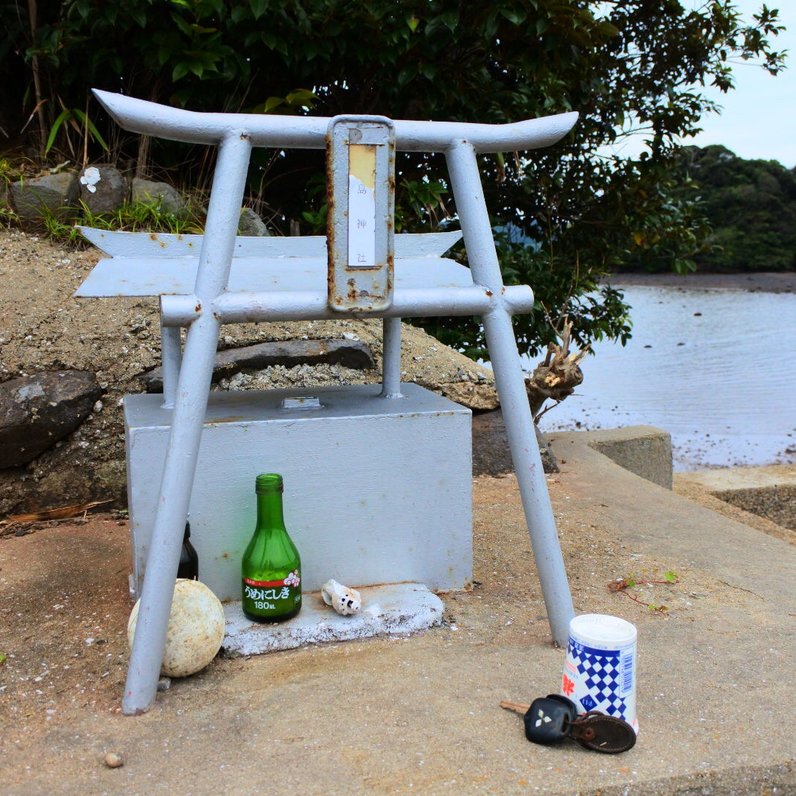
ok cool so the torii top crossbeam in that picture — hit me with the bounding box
[94,89,577,152]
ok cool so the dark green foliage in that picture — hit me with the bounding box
[418,235,633,360]
[0,1,785,356]
[677,145,796,272]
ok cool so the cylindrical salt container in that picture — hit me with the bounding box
[561,614,638,732]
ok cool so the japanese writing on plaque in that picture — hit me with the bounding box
[347,144,377,267]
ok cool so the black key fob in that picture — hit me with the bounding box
[523,695,578,745]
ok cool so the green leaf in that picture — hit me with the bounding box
[75,0,91,21]
[262,96,285,113]
[499,8,526,25]
[80,113,110,152]
[285,88,317,106]
[407,15,419,33]
[596,21,620,38]
[171,12,194,37]
[172,61,191,81]
[131,9,147,27]
[440,11,459,33]
[250,0,268,20]
[420,62,437,80]
[45,109,72,156]
[663,570,678,583]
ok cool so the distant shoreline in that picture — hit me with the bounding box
[607,271,796,293]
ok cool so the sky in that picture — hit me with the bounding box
[610,1,796,167]
[687,1,796,167]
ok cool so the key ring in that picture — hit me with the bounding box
[500,695,637,754]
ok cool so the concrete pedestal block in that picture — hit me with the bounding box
[124,383,472,600]
[223,582,445,656]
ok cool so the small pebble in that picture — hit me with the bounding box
[157,677,172,691]
[104,752,123,768]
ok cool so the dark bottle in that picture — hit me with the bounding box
[241,473,302,622]
[177,521,199,580]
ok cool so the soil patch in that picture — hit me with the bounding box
[0,227,496,516]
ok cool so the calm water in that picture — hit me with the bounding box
[523,285,796,471]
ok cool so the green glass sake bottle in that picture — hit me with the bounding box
[241,473,302,622]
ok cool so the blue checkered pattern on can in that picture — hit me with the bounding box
[568,639,627,718]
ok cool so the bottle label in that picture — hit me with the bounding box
[243,570,301,614]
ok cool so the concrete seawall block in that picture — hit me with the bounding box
[550,425,673,489]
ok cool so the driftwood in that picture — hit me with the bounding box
[0,499,113,538]
[525,320,589,421]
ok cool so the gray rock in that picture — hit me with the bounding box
[78,166,128,214]
[140,339,376,392]
[131,178,186,215]
[472,410,558,476]
[9,172,79,222]
[0,371,103,469]
[238,207,270,236]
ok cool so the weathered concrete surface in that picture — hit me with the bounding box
[679,463,796,492]
[552,425,673,489]
[1,433,793,794]
[678,465,796,531]
[223,583,443,656]
[474,420,671,481]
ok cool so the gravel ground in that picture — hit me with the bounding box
[0,227,496,516]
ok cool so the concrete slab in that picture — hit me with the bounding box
[2,428,795,795]
[677,464,796,536]
[222,582,444,655]
[679,463,796,492]
[552,425,673,489]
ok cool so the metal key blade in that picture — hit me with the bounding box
[500,700,531,715]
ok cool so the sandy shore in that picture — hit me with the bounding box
[608,270,796,292]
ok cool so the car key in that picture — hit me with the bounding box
[500,695,636,754]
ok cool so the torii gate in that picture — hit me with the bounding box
[77,89,577,714]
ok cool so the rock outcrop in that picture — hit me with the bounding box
[140,339,376,393]
[9,172,79,222]
[78,166,129,214]
[131,178,187,215]
[0,370,103,469]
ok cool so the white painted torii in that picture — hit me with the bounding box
[78,90,577,714]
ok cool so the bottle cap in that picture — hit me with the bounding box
[256,473,284,493]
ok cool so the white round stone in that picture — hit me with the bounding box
[128,579,226,678]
